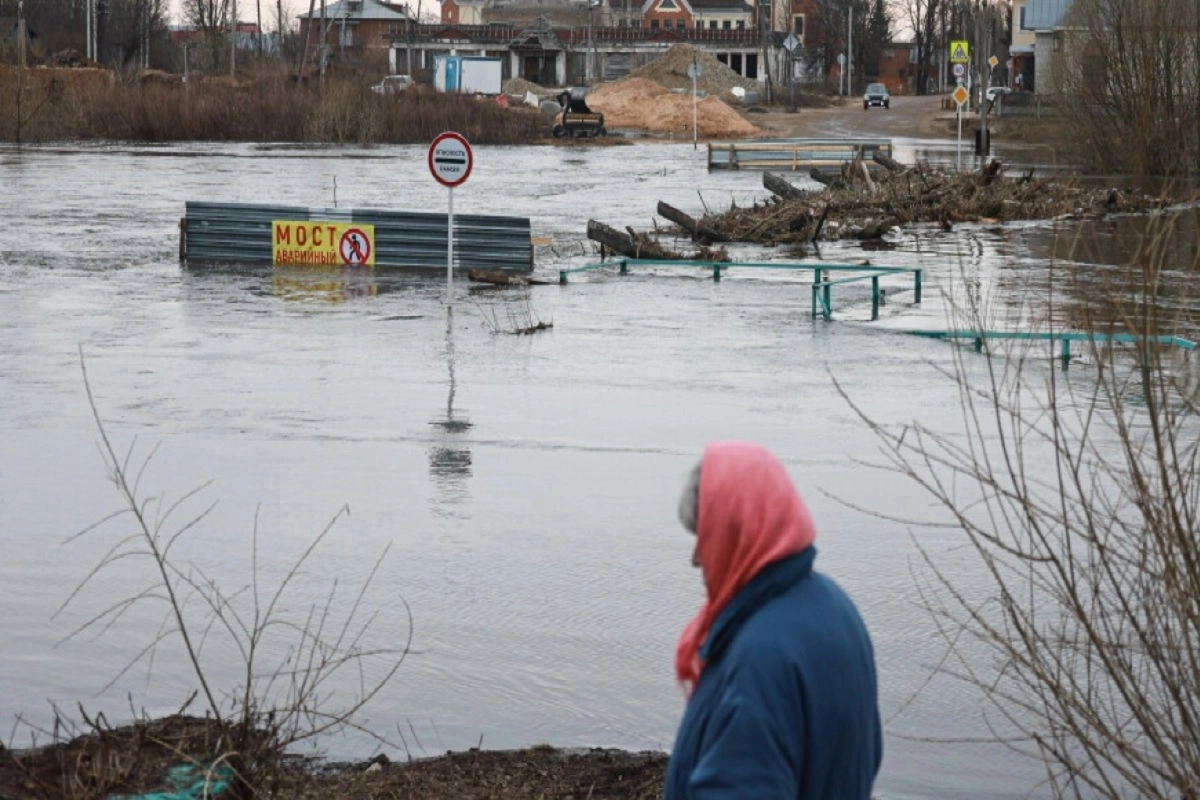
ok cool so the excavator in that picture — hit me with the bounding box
[552,87,607,139]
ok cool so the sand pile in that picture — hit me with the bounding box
[503,76,550,98]
[629,43,759,104]
[586,77,759,138]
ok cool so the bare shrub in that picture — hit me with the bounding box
[1055,0,1200,176]
[845,209,1200,797]
[29,351,413,795]
[472,287,553,335]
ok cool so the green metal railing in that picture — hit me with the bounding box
[558,258,923,322]
[908,329,1199,363]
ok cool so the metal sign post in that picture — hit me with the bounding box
[428,132,474,301]
[782,33,798,111]
[952,84,968,171]
[687,60,702,150]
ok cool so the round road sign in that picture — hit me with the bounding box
[952,63,965,78]
[339,227,371,265]
[428,132,473,188]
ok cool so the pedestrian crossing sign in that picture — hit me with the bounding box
[950,40,969,63]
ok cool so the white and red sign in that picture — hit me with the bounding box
[339,227,372,265]
[428,132,473,188]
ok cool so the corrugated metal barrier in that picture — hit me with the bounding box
[180,201,533,272]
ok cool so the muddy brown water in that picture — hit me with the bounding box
[0,140,1194,799]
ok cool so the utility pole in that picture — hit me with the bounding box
[587,0,594,84]
[759,0,773,104]
[319,0,327,84]
[231,0,238,76]
[591,0,599,84]
[847,1,852,97]
[17,0,26,68]
[405,2,414,77]
[141,0,149,69]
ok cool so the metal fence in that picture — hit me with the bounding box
[180,201,533,272]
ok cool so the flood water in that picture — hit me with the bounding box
[0,138,1184,799]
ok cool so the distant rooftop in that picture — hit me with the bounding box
[299,0,413,21]
[1023,0,1073,30]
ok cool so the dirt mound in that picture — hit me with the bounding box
[503,76,549,98]
[628,43,758,104]
[586,77,759,138]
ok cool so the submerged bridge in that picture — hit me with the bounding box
[557,258,1199,362]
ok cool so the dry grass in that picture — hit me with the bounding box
[0,70,546,144]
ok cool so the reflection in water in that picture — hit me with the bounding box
[1014,208,1200,339]
[272,265,377,302]
[429,305,472,509]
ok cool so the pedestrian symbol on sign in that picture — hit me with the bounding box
[339,228,372,265]
[950,40,969,63]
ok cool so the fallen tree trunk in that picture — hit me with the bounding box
[586,219,684,260]
[763,172,804,201]
[872,151,905,172]
[468,269,528,286]
[809,167,836,186]
[468,269,555,286]
[655,201,728,243]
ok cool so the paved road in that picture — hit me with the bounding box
[756,94,950,140]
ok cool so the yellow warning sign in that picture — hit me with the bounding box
[950,40,969,63]
[272,220,376,267]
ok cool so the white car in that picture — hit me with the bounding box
[985,86,1012,102]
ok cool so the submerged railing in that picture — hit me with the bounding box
[907,329,1199,363]
[558,258,922,321]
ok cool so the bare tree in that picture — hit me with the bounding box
[899,0,942,93]
[184,0,230,71]
[1054,0,1200,176]
[845,209,1200,798]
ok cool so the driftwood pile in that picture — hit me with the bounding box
[587,157,1170,259]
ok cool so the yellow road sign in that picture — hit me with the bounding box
[952,85,969,106]
[950,40,969,63]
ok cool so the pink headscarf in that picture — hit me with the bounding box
[675,442,817,694]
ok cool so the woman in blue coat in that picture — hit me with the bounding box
[666,441,882,799]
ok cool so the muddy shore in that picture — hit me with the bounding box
[0,716,669,800]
